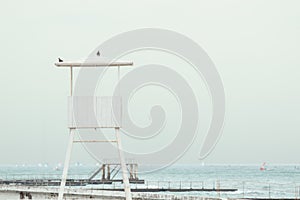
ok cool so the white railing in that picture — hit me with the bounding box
[1,179,300,199]
[0,185,218,200]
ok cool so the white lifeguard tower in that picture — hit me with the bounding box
[55,57,133,200]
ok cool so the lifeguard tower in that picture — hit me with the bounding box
[55,56,133,200]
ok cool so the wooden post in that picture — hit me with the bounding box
[269,184,271,198]
[179,181,181,190]
[129,164,134,180]
[118,66,120,96]
[134,164,138,180]
[242,181,245,198]
[70,67,73,96]
[58,128,75,200]
[115,127,132,200]
[102,164,106,180]
[107,165,111,180]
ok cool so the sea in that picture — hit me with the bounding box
[1,164,300,199]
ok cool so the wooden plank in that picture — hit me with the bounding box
[55,61,133,67]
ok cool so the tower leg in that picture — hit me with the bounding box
[58,129,75,200]
[115,128,132,200]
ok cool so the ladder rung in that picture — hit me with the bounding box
[73,140,117,143]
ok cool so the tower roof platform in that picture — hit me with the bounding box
[55,57,133,67]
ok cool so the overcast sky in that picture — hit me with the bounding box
[0,0,299,165]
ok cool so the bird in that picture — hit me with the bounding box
[96,51,100,56]
[58,58,63,62]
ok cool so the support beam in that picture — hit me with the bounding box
[129,164,134,180]
[102,164,106,180]
[70,67,73,96]
[134,164,138,180]
[107,165,111,180]
[88,165,104,180]
[115,128,132,200]
[58,129,75,200]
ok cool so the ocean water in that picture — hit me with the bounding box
[1,164,300,199]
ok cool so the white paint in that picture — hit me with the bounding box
[58,129,75,200]
[55,60,133,67]
[68,96,122,128]
[115,128,132,200]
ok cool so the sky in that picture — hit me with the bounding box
[0,0,299,165]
